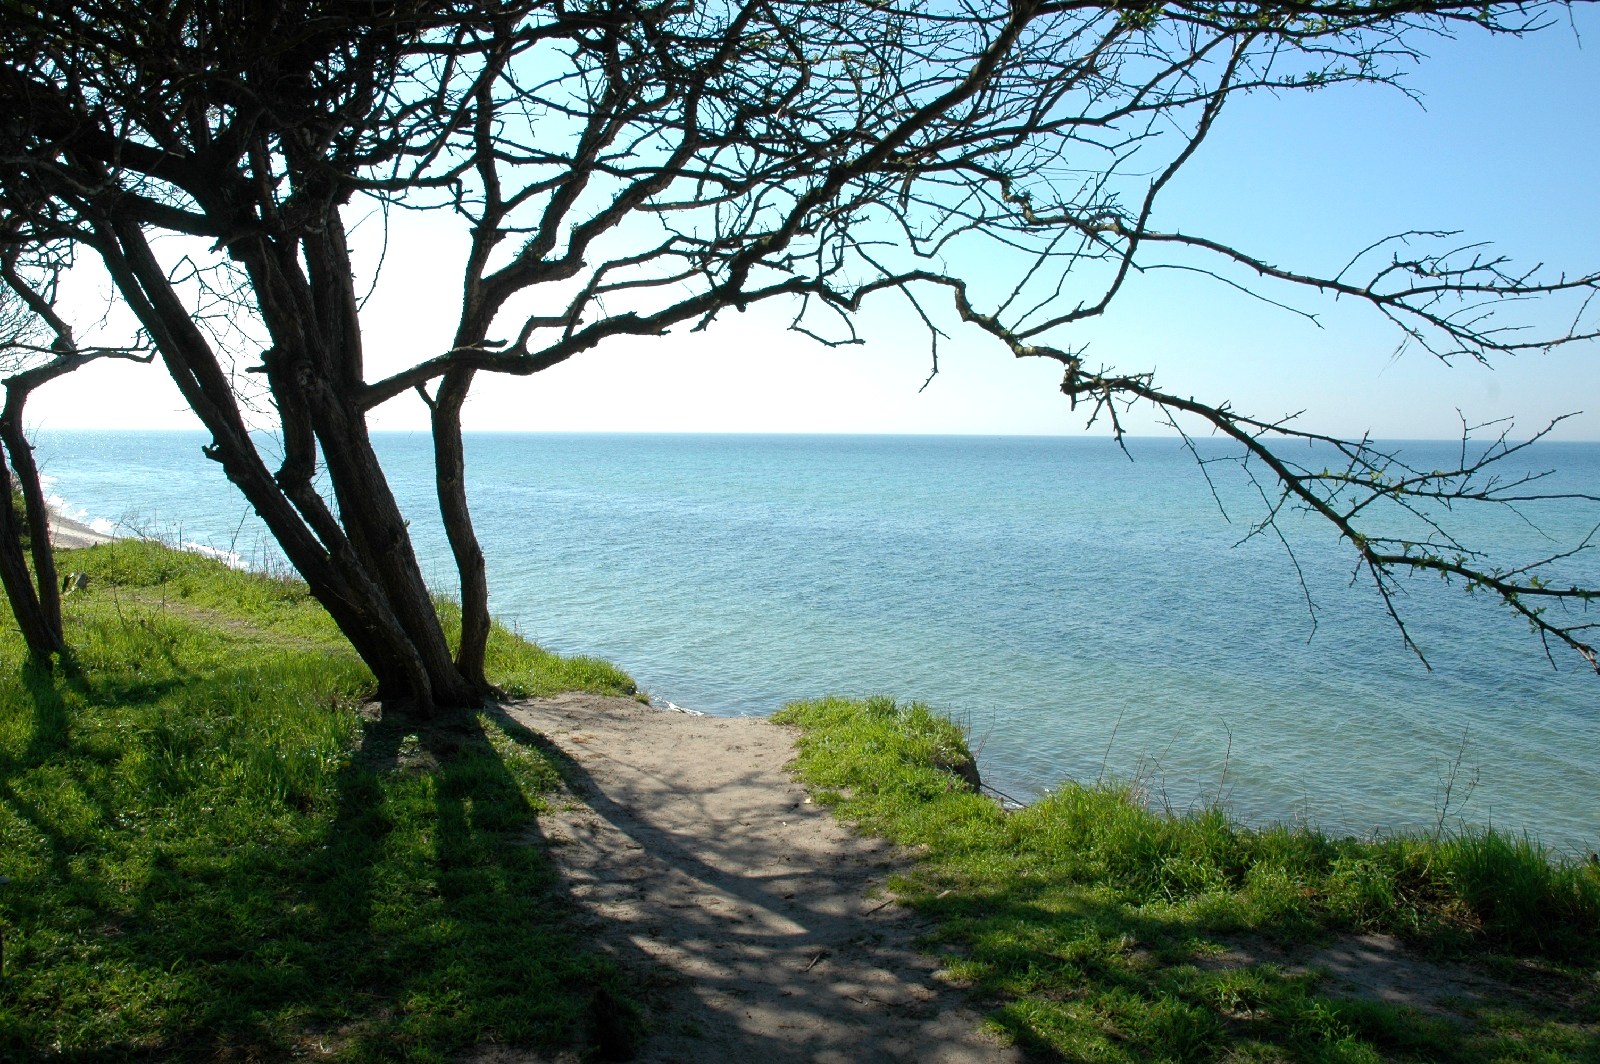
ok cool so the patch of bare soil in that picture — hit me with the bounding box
[501,693,1024,1064]
[1304,933,1503,1013]
[1213,932,1560,1019]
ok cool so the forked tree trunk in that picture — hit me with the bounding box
[97,219,482,716]
[3,397,62,632]
[0,446,63,662]
[308,382,482,707]
[0,362,77,664]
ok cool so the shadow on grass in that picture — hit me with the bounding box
[0,660,117,884]
[21,659,72,761]
[778,697,1600,1062]
[898,857,1600,1062]
[0,682,622,1063]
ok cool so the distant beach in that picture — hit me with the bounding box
[47,509,116,550]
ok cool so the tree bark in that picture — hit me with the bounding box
[2,394,62,632]
[307,379,481,708]
[431,366,492,689]
[0,348,94,664]
[96,218,481,714]
[0,446,63,662]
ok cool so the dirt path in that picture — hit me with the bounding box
[506,693,1024,1064]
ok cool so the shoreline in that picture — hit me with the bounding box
[31,470,1593,851]
[47,509,118,550]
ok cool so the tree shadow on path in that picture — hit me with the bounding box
[498,695,1030,1064]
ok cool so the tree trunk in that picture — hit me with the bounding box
[2,399,63,638]
[431,366,492,689]
[96,219,481,715]
[307,381,481,709]
[0,448,64,662]
[0,368,67,663]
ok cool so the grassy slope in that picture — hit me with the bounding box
[11,541,1599,1061]
[776,695,1600,1063]
[0,540,637,1062]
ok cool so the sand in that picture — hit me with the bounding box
[499,693,1024,1063]
[47,510,116,550]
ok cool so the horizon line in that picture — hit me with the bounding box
[35,426,1600,445]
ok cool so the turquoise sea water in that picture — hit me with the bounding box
[33,430,1600,853]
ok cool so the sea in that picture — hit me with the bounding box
[32,430,1600,855]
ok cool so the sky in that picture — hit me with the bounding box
[24,8,1600,441]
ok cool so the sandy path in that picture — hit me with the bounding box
[506,693,1024,1064]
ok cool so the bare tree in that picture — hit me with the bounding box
[0,261,57,660]
[0,240,150,663]
[0,0,1593,709]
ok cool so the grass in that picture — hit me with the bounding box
[776,694,1600,1062]
[0,539,639,1062]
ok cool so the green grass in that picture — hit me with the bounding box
[776,695,1600,1062]
[1,539,638,1062]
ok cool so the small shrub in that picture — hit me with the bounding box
[8,479,28,549]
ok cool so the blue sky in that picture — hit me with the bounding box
[29,9,1600,440]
